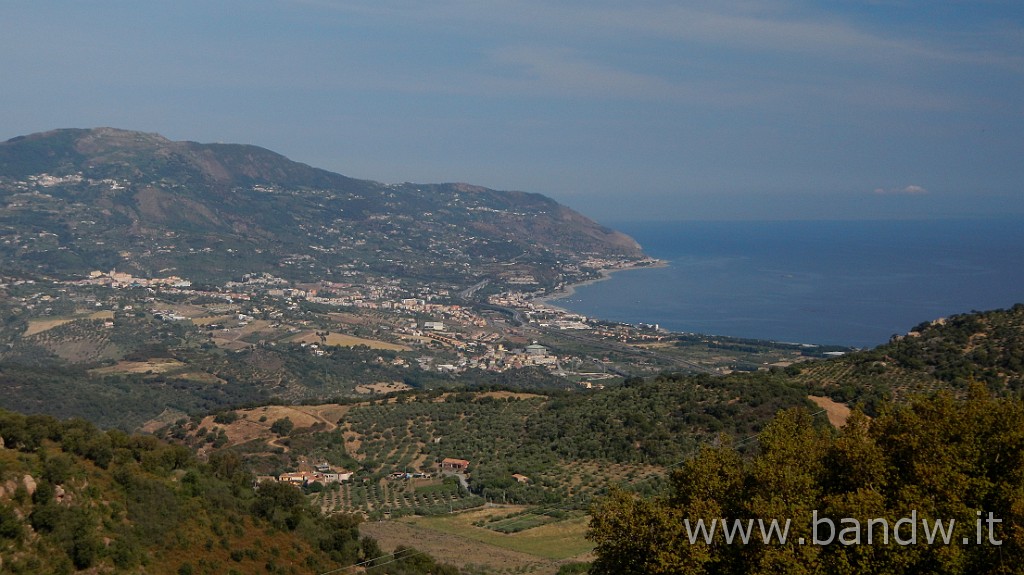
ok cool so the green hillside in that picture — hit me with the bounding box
[153,370,814,519]
[588,389,1024,574]
[798,303,1024,410]
[2,306,1022,573]
[155,306,1024,521]
[0,409,457,575]
[0,128,642,285]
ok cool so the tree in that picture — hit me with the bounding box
[589,488,694,575]
[588,393,1024,574]
[0,502,23,540]
[213,411,239,424]
[271,416,294,436]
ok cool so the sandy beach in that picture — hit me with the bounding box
[533,258,667,311]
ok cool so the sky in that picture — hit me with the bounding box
[2,0,1023,222]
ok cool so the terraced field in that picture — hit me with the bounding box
[795,356,942,402]
[313,477,483,517]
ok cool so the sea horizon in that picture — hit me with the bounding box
[550,218,1024,348]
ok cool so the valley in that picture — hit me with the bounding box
[2,128,1023,574]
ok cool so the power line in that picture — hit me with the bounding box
[317,545,422,575]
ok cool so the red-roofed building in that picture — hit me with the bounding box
[440,458,470,472]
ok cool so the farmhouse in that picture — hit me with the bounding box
[277,470,352,486]
[440,458,470,472]
[279,471,314,484]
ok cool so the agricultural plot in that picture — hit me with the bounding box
[400,508,594,561]
[807,395,851,427]
[359,504,594,574]
[23,317,76,337]
[208,319,279,349]
[360,518,557,575]
[355,381,413,394]
[796,357,939,402]
[89,360,225,385]
[25,318,121,362]
[289,330,411,351]
[23,310,115,336]
[475,507,585,533]
[89,358,188,375]
[338,394,671,511]
[189,314,235,327]
[312,477,483,517]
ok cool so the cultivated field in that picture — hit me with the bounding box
[89,358,226,384]
[289,330,410,351]
[189,314,234,326]
[808,395,852,427]
[89,358,188,375]
[23,310,114,336]
[355,381,414,394]
[361,507,594,574]
[183,404,350,448]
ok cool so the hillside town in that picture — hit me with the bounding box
[1,253,828,397]
[16,261,668,375]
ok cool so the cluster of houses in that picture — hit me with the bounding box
[267,457,536,491]
[439,458,529,484]
[276,462,354,486]
[48,258,666,382]
[267,459,476,489]
[77,269,192,289]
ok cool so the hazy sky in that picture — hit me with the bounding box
[3,1,1022,222]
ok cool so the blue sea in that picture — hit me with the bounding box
[551,219,1024,348]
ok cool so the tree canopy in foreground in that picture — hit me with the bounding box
[589,387,1024,574]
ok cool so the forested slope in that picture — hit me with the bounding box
[0,409,456,574]
[588,389,1024,574]
[798,304,1024,410]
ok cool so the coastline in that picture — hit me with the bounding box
[534,258,667,312]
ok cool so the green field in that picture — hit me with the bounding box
[402,508,594,560]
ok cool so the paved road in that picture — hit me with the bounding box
[458,279,490,300]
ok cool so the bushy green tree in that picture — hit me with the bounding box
[270,416,294,436]
[589,390,1024,574]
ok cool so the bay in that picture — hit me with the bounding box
[550,219,1024,348]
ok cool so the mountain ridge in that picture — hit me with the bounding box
[0,127,643,285]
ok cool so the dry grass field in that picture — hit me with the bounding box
[355,381,414,394]
[808,395,852,428]
[361,507,594,574]
[185,404,352,448]
[24,318,77,336]
[289,330,410,351]
[22,309,113,336]
[189,314,235,326]
[90,358,188,375]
